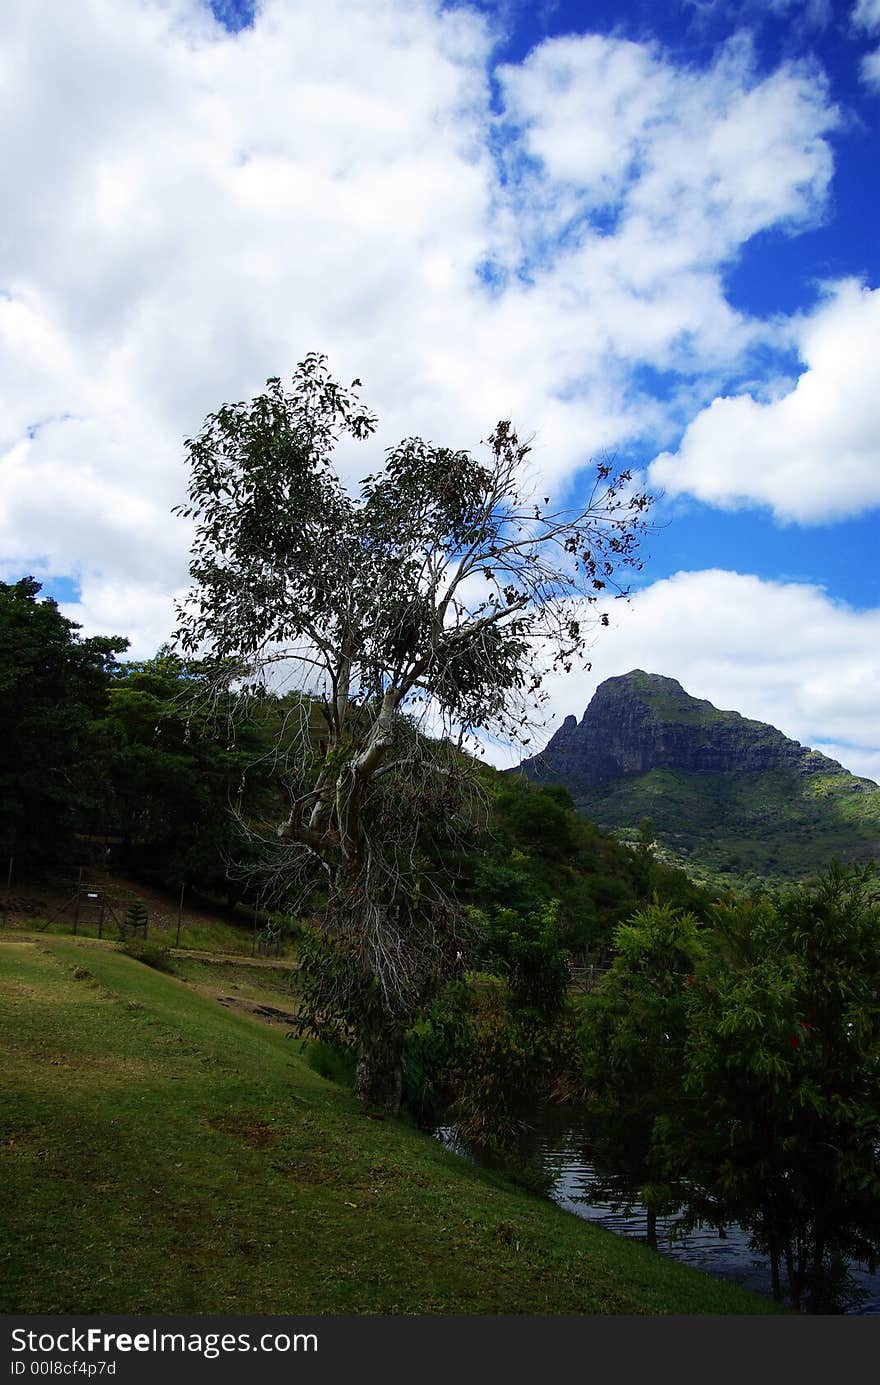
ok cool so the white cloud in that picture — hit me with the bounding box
[490,569,880,784]
[852,0,880,89]
[0,0,842,656]
[60,581,187,661]
[500,32,833,254]
[649,280,880,522]
[852,0,880,33]
[860,46,880,89]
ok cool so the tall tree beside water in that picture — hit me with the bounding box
[173,353,652,1110]
[677,863,880,1312]
[579,902,707,1248]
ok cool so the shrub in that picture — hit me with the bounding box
[300,1040,357,1086]
[122,899,149,934]
[120,938,174,973]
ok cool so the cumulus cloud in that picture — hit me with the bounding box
[852,0,880,31]
[859,46,880,89]
[490,569,880,783]
[502,27,833,229]
[852,0,880,88]
[495,33,835,361]
[649,281,880,522]
[0,0,843,658]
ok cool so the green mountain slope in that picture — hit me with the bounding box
[518,671,880,888]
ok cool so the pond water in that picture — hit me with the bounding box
[437,1104,880,1315]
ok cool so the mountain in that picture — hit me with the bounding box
[517,671,880,887]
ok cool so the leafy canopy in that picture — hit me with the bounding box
[174,353,652,747]
[0,577,127,863]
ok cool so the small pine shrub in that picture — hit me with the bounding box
[122,900,149,934]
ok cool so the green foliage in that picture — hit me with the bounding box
[674,862,880,1311]
[472,899,570,1015]
[458,771,713,959]
[300,1040,357,1086]
[405,902,581,1150]
[578,902,707,1228]
[0,577,126,864]
[441,976,580,1155]
[84,650,284,900]
[119,938,174,973]
[493,783,577,859]
[399,769,715,1148]
[402,981,474,1127]
[291,923,387,1050]
[576,765,880,889]
[577,864,880,1310]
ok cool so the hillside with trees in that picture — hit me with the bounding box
[3,362,879,1316]
[519,670,880,888]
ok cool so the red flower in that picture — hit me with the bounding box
[801,1021,813,1030]
[789,1035,800,1048]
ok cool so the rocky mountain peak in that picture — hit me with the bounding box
[520,670,846,789]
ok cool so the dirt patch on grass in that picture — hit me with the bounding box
[0,975,98,1008]
[3,1044,166,1092]
[271,1159,342,1186]
[215,995,298,1027]
[207,1116,280,1148]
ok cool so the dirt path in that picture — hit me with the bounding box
[169,946,295,969]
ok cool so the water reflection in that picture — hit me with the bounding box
[438,1104,880,1315]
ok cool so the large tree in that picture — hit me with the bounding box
[0,577,126,867]
[174,354,652,1108]
[677,865,880,1312]
[579,902,707,1249]
[86,650,282,901]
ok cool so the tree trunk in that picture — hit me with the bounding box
[768,1233,782,1302]
[645,1203,658,1251]
[784,1241,802,1313]
[807,1231,827,1314]
[354,1027,404,1114]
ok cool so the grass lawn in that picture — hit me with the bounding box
[0,934,780,1316]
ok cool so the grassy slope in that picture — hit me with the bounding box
[0,935,777,1316]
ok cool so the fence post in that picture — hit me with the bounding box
[176,883,185,947]
[72,868,83,936]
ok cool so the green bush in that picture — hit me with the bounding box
[300,1040,357,1086]
[119,938,175,973]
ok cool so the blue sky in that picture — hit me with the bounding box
[484,0,880,602]
[2,0,879,776]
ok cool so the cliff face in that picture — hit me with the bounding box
[520,670,845,789]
